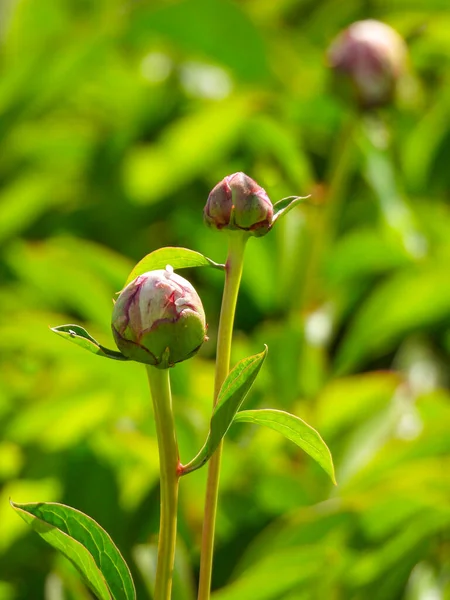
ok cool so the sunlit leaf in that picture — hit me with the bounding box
[325,228,410,284]
[5,239,122,324]
[11,501,136,600]
[402,87,450,193]
[124,247,224,287]
[316,372,400,439]
[123,96,254,204]
[211,545,326,600]
[233,409,336,484]
[0,174,62,243]
[51,324,129,361]
[335,265,450,374]
[0,479,62,554]
[181,346,267,475]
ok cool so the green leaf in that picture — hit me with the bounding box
[128,0,271,83]
[335,264,450,374]
[124,247,224,287]
[10,501,136,600]
[211,545,327,600]
[182,346,267,475]
[316,372,400,439]
[51,324,129,361]
[133,542,196,600]
[233,409,336,484]
[123,97,254,204]
[272,196,309,224]
[402,87,450,193]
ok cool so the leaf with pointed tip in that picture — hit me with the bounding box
[124,247,224,287]
[233,409,336,484]
[11,501,136,600]
[51,324,129,361]
[272,196,310,224]
[181,346,268,475]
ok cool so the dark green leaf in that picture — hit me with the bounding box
[11,501,136,600]
[51,324,129,361]
[182,346,267,475]
[124,247,224,287]
[272,196,309,224]
[233,409,336,484]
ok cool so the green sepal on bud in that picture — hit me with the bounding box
[51,324,130,361]
[112,266,207,369]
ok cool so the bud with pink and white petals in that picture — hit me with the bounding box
[112,266,207,369]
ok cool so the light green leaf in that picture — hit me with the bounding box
[123,96,254,204]
[233,409,336,484]
[325,228,410,284]
[51,324,129,361]
[11,501,136,600]
[211,545,325,600]
[272,196,309,224]
[316,372,400,439]
[133,542,195,600]
[0,173,62,244]
[335,264,450,374]
[402,87,450,193]
[182,346,267,475]
[124,247,224,287]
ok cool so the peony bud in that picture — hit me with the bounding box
[112,266,207,369]
[204,172,273,237]
[328,20,407,108]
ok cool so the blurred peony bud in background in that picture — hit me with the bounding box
[204,172,273,237]
[112,266,207,369]
[328,19,407,108]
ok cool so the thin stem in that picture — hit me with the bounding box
[146,365,180,600]
[299,116,357,310]
[198,231,248,600]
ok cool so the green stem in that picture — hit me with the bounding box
[197,231,248,600]
[299,116,356,310]
[146,365,180,600]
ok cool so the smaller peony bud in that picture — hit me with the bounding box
[204,172,273,237]
[328,20,407,108]
[112,266,207,369]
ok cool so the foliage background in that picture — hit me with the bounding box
[1,0,450,598]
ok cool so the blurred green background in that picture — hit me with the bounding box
[1,0,450,598]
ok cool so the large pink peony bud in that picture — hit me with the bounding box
[204,172,273,237]
[328,20,407,108]
[112,266,207,369]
